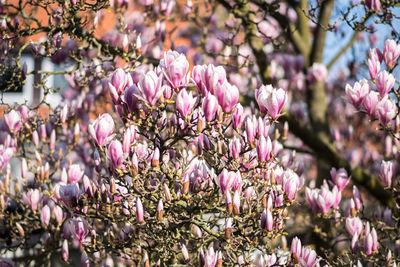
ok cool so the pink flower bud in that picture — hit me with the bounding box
[32,130,39,147]
[62,239,69,262]
[245,117,255,143]
[182,244,189,261]
[53,205,64,223]
[330,168,350,191]
[123,127,131,154]
[383,39,400,69]
[176,89,196,117]
[21,158,27,178]
[50,129,56,151]
[109,140,124,169]
[231,103,243,129]
[229,136,241,159]
[290,237,302,259]
[202,93,218,122]
[351,233,358,253]
[375,71,395,97]
[89,113,115,147]
[265,209,273,232]
[4,110,22,134]
[215,82,239,113]
[256,136,272,162]
[205,246,216,267]
[60,104,68,123]
[380,160,393,187]
[352,186,362,211]
[368,50,381,80]
[364,232,373,255]
[136,197,144,223]
[41,205,51,226]
[284,177,297,202]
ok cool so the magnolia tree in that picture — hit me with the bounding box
[0,0,400,266]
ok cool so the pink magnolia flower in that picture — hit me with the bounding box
[67,164,84,183]
[215,81,239,113]
[256,84,274,113]
[62,240,69,262]
[380,160,393,187]
[176,89,196,117]
[70,217,89,243]
[162,51,189,88]
[88,113,115,147]
[265,88,287,120]
[375,71,395,97]
[376,96,397,127]
[368,48,382,80]
[383,39,400,69]
[363,91,379,117]
[204,246,217,267]
[23,189,41,211]
[40,205,51,226]
[330,168,350,191]
[256,136,272,162]
[108,140,125,169]
[202,93,218,122]
[345,217,363,237]
[3,110,22,134]
[110,68,128,95]
[136,197,144,223]
[231,103,243,129]
[138,71,164,106]
[345,79,370,109]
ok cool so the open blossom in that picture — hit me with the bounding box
[256,84,274,114]
[345,79,370,109]
[4,110,22,134]
[68,164,84,183]
[363,91,379,117]
[88,113,115,147]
